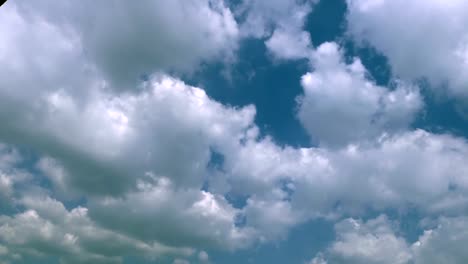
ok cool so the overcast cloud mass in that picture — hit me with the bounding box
[0,0,468,263]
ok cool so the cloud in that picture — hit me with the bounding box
[1,0,468,261]
[210,127,468,238]
[3,113,468,261]
[0,196,193,264]
[346,0,468,96]
[9,0,239,90]
[265,29,312,60]
[222,128,468,220]
[0,145,248,261]
[1,73,257,196]
[291,130,468,217]
[237,0,315,60]
[311,215,468,264]
[0,145,32,212]
[412,217,468,264]
[310,215,411,264]
[88,176,255,251]
[297,42,422,147]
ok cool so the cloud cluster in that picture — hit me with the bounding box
[310,215,468,264]
[237,0,316,60]
[0,197,193,264]
[12,0,239,90]
[297,42,422,146]
[1,0,468,263]
[346,0,468,96]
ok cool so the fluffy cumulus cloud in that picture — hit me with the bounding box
[296,130,468,216]
[297,42,422,146]
[0,147,197,263]
[88,176,255,250]
[2,74,252,195]
[0,0,255,261]
[310,215,412,264]
[34,76,255,196]
[237,0,316,60]
[1,0,468,262]
[235,130,468,219]
[9,0,239,90]
[310,215,468,264]
[346,0,468,96]
[0,196,193,264]
[412,216,468,263]
[266,28,312,60]
[0,71,261,258]
[0,145,31,213]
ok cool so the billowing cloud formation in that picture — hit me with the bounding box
[33,76,255,196]
[346,0,468,96]
[3,83,467,261]
[4,78,248,195]
[0,197,193,264]
[412,217,468,263]
[297,42,422,146]
[237,0,315,60]
[88,176,255,250]
[234,130,468,220]
[310,215,411,264]
[1,0,468,263]
[311,215,468,264]
[10,0,239,89]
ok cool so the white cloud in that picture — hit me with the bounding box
[237,0,315,37]
[1,73,257,196]
[334,217,411,263]
[0,196,193,264]
[244,196,304,242]
[0,6,261,248]
[88,176,256,251]
[1,32,467,258]
[311,215,468,264]
[266,29,312,60]
[312,215,411,264]
[11,0,239,89]
[216,127,468,238]
[0,1,98,110]
[346,0,468,96]
[412,217,468,264]
[297,42,422,147]
[4,124,466,261]
[291,130,468,217]
[222,128,468,220]
[1,0,468,261]
[237,0,315,60]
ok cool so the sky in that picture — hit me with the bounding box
[1,0,468,263]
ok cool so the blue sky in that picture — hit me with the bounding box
[1,0,468,263]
